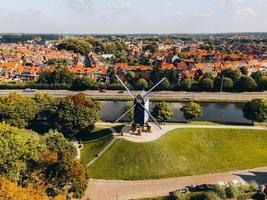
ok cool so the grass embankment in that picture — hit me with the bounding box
[86,128,267,180]
[80,125,124,165]
[79,127,113,165]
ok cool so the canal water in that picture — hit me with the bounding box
[100,101,251,123]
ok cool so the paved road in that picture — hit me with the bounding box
[84,167,267,200]
[82,125,267,200]
[0,90,266,100]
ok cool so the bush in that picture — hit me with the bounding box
[152,102,173,121]
[181,102,203,122]
[225,184,236,198]
[213,184,226,198]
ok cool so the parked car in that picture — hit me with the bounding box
[194,184,214,192]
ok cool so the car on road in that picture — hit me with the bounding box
[99,89,106,93]
[23,88,37,92]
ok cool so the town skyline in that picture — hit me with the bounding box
[1,0,267,34]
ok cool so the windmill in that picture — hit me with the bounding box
[115,75,166,132]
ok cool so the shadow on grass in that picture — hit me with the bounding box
[234,171,267,184]
[77,124,124,142]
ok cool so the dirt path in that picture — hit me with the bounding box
[83,167,267,200]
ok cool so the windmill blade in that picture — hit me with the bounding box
[142,78,166,99]
[139,104,162,130]
[115,74,135,99]
[115,104,136,123]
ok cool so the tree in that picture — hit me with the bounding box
[199,78,214,91]
[180,102,203,122]
[123,101,134,121]
[71,77,98,91]
[37,67,75,85]
[57,38,92,55]
[0,123,43,182]
[40,131,87,198]
[202,72,213,79]
[143,41,159,53]
[0,93,39,128]
[257,76,267,91]
[180,78,192,91]
[237,76,257,92]
[52,93,99,136]
[222,68,241,82]
[0,177,65,200]
[251,71,264,81]
[125,71,136,83]
[136,78,148,90]
[242,99,267,124]
[152,102,173,121]
[222,77,234,91]
[240,66,249,76]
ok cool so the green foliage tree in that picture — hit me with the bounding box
[242,98,267,124]
[152,102,173,121]
[222,68,241,82]
[37,67,75,85]
[57,38,92,55]
[0,123,43,182]
[0,93,39,128]
[237,76,257,92]
[257,76,267,91]
[125,71,136,84]
[180,78,192,90]
[136,78,148,90]
[181,102,203,122]
[52,93,99,137]
[202,72,214,79]
[251,71,264,81]
[199,78,214,91]
[123,101,134,121]
[143,41,159,53]
[222,77,234,91]
[71,76,98,91]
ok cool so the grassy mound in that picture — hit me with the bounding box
[85,128,267,180]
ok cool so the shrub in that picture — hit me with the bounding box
[225,184,236,198]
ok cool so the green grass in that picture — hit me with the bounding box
[80,127,113,165]
[87,128,267,180]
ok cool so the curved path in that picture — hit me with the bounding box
[117,124,267,143]
[83,166,267,200]
[82,125,267,200]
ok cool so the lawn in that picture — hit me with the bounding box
[87,128,267,180]
[80,127,114,165]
